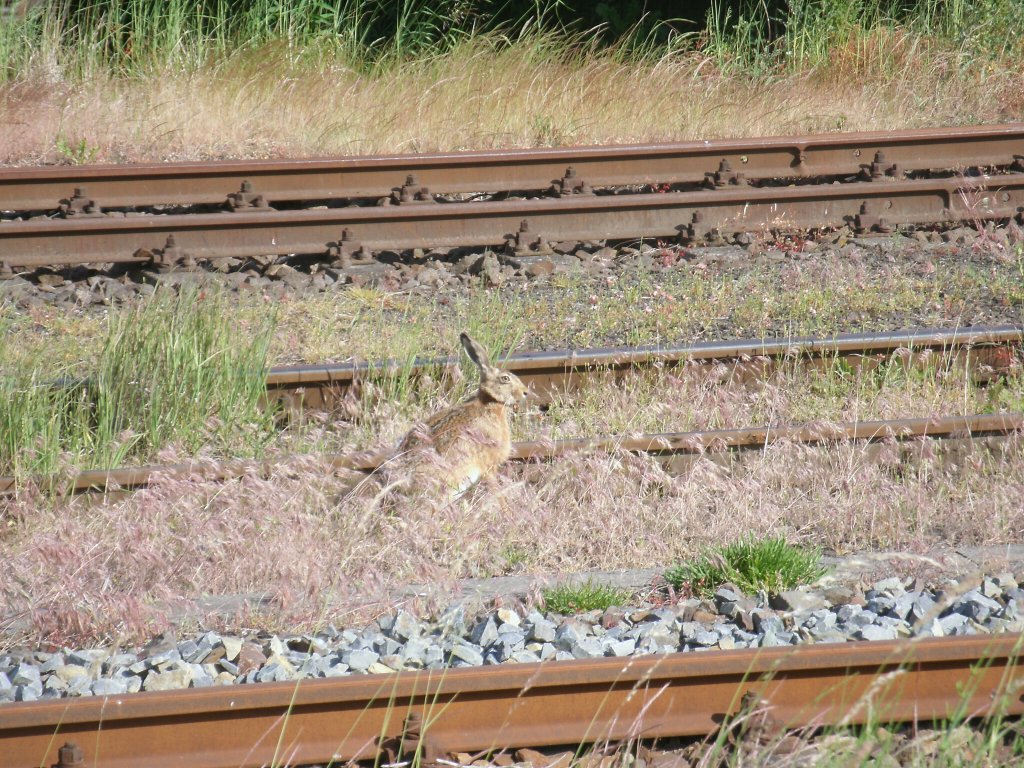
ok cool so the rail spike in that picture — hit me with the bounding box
[703,159,747,189]
[225,179,272,211]
[53,741,86,768]
[506,218,552,256]
[58,187,104,218]
[388,174,435,205]
[376,712,444,766]
[133,234,197,271]
[548,166,593,197]
[327,226,371,267]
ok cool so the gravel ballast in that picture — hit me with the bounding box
[3,567,1023,703]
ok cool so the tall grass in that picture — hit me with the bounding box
[2,0,1020,85]
[704,0,1023,76]
[0,287,277,480]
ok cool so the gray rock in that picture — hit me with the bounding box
[143,666,193,691]
[371,636,402,657]
[554,620,588,650]
[177,640,200,661]
[691,629,720,647]
[15,685,40,702]
[12,663,41,688]
[770,589,830,613]
[752,611,785,634]
[527,616,557,643]
[436,604,468,637]
[866,595,896,615]
[496,608,521,627]
[43,675,68,694]
[191,664,215,687]
[470,616,499,647]
[389,611,421,642]
[39,654,65,674]
[890,592,919,621]
[423,646,445,668]
[449,642,484,667]
[54,664,90,685]
[68,675,93,697]
[939,613,970,635]
[679,622,702,642]
[342,649,379,673]
[872,577,906,594]
[844,610,880,628]
[909,593,938,624]
[401,638,430,664]
[108,653,139,669]
[145,649,182,669]
[91,677,128,696]
[607,638,637,657]
[759,629,788,647]
[857,625,899,641]
[511,650,541,664]
[957,590,1002,622]
[571,638,605,659]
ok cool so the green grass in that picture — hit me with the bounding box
[2,0,1021,85]
[705,0,1023,77]
[664,536,826,598]
[541,579,633,615]
[0,286,277,480]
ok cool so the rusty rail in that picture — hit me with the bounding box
[3,172,1024,268]
[2,412,1019,496]
[2,634,1023,768]
[2,124,1023,211]
[266,325,1023,411]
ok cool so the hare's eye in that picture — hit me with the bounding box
[501,374,511,382]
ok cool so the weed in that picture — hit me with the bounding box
[542,579,633,615]
[0,285,277,480]
[663,536,826,598]
[54,133,99,165]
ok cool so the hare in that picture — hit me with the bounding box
[397,332,528,498]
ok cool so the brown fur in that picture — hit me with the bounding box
[398,333,527,496]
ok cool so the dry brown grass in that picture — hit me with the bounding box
[2,432,1022,646]
[532,352,1021,442]
[2,34,1023,165]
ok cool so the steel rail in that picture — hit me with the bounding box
[2,634,1023,768]
[3,173,1024,268]
[2,124,1023,211]
[2,413,1019,496]
[265,325,1023,411]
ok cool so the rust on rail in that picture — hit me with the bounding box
[1,124,1022,210]
[3,173,1024,267]
[2,634,1023,768]
[265,325,1023,411]
[1,412,1019,496]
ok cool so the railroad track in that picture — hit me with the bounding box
[4,124,1023,210]
[265,325,1023,411]
[5,326,1021,495]
[3,634,1022,768]
[3,412,1019,496]
[2,125,1023,270]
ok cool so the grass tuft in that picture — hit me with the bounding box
[664,536,826,598]
[542,579,633,615]
[0,286,277,480]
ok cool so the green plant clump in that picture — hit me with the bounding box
[542,579,633,615]
[664,536,826,598]
[0,287,277,480]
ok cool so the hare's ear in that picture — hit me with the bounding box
[460,332,491,369]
